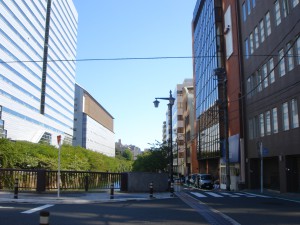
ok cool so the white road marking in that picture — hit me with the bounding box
[206,192,224,197]
[220,192,240,197]
[0,206,14,209]
[191,192,207,198]
[234,193,256,197]
[21,204,54,214]
[241,192,272,198]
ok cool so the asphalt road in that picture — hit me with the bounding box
[0,189,300,225]
[0,198,210,225]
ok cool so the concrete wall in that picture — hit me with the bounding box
[126,172,169,192]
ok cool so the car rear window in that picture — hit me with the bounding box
[200,175,212,180]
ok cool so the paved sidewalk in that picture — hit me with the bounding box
[0,190,174,204]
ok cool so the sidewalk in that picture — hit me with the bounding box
[0,190,174,204]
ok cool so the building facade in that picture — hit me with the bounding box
[172,79,193,176]
[182,86,197,175]
[240,0,300,192]
[0,0,78,145]
[192,0,225,181]
[73,84,115,157]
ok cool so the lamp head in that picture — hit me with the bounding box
[153,99,160,108]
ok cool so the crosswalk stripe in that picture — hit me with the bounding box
[191,192,207,198]
[220,193,240,197]
[206,192,223,197]
[241,192,271,198]
[234,193,256,197]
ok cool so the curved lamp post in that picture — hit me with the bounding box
[153,90,175,182]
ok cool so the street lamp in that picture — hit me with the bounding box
[153,90,175,182]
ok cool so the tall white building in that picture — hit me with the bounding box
[73,84,115,157]
[0,0,78,145]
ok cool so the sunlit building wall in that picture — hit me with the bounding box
[73,84,115,157]
[0,0,78,145]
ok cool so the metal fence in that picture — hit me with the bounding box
[0,169,124,192]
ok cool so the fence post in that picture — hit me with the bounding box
[110,183,114,199]
[40,211,50,225]
[14,178,18,199]
[85,175,89,192]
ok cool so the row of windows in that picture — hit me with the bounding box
[246,35,300,98]
[248,98,299,139]
[274,0,299,26]
[244,12,271,57]
[242,0,256,21]
[244,0,299,58]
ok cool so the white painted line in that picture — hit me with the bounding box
[21,204,54,214]
[234,193,256,197]
[0,206,14,209]
[206,192,223,197]
[220,192,240,197]
[191,192,207,198]
[242,192,271,198]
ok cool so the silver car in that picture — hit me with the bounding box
[195,174,213,189]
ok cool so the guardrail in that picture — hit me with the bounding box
[0,169,124,192]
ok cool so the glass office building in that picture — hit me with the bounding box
[0,0,78,145]
[192,0,224,172]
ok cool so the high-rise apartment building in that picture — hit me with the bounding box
[73,84,115,157]
[172,79,193,176]
[0,0,78,145]
[240,0,300,192]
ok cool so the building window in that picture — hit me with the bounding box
[278,48,286,76]
[256,70,262,92]
[254,26,259,48]
[265,111,271,135]
[272,108,279,133]
[296,36,300,65]
[245,38,249,59]
[275,1,282,26]
[265,12,272,36]
[250,33,254,54]
[290,99,299,128]
[247,0,251,15]
[242,2,247,21]
[282,0,289,17]
[268,58,275,84]
[259,20,265,43]
[292,0,299,8]
[259,113,265,137]
[262,64,268,88]
[286,42,295,71]
[282,102,290,131]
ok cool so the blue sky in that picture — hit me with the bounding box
[73,0,196,150]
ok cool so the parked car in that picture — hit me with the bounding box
[194,174,213,189]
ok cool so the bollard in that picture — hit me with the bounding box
[110,183,114,199]
[14,178,19,199]
[170,182,174,197]
[149,182,154,198]
[40,211,50,225]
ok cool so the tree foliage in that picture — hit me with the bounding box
[132,144,169,172]
[0,139,132,172]
[122,148,134,161]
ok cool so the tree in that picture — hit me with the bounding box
[132,144,169,172]
[122,148,133,161]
